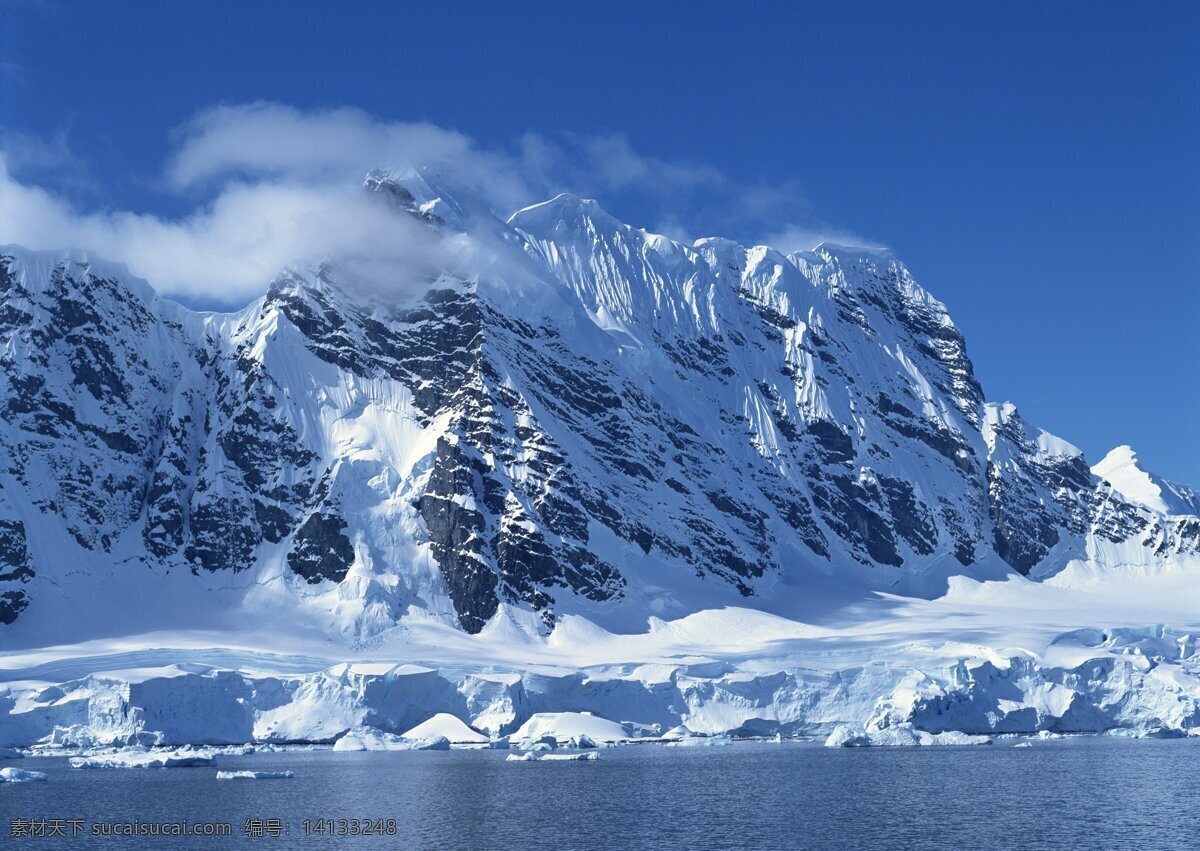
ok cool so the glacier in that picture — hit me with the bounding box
[0,168,1197,748]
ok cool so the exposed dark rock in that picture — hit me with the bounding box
[288,512,355,584]
[807,420,854,463]
[418,437,496,633]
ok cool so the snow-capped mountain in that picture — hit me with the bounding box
[1,171,1197,643]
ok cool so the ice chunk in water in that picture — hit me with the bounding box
[216,770,295,779]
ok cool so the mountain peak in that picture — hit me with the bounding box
[810,241,896,260]
[507,193,611,234]
[0,244,159,306]
[1093,445,1200,516]
[363,165,476,230]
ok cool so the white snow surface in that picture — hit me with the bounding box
[0,766,46,782]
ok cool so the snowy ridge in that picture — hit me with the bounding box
[0,172,1198,744]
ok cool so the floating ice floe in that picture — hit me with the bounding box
[216,770,295,780]
[400,713,489,744]
[1013,742,1033,748]
[668,734,732,747]
[213,745,255,756]
[69,749,217,769]
[506,751,599,762]
[510,712,631,745]
[0,767,47,782]
[824,724,992,747]
[1137,726,1187,739]
[252,743,326,753]
[332,727,450,752]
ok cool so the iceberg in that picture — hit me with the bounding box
[332,727,451,752]
[518,738,556,752]
[506,751,598,762]
[400,713,488,744]
[510,712,632,744]
[0,767,47,782]
[668,734,732,747]
[824,725,872,747]
[824,724,991,747]
[69,749,216,769]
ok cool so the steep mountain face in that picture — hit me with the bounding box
[0,175,1196,639]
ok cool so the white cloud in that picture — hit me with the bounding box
[166,102,534,213]
[0,157,478,303]
[0,101,878,303]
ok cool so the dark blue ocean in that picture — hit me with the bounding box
[2,738,1197,849]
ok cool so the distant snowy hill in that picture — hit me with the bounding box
[1,170,1197,647]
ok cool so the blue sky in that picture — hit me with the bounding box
[1,1,1197,484]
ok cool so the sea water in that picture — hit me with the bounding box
[2,737,1197,848]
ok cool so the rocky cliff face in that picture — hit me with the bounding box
[0,174,1195,639]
